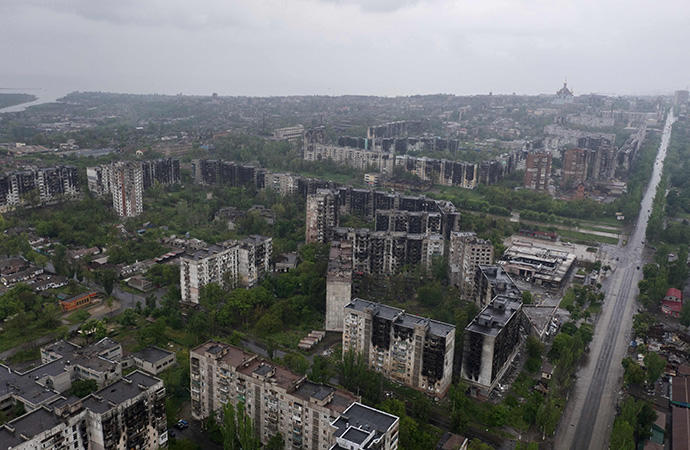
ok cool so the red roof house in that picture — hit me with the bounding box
[665,288,683,303]
[662,288,683,318]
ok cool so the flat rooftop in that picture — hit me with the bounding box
[332,402,398,440]
[7,407,61,440]
[88,370,160,411]
[346,298,455,338]
[133,346,174,363]
[466,295,522,337]
[192,341,257,368]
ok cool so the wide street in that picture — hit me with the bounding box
[555,112,676,449]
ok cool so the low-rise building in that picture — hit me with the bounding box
[342,298,455,398]
[59,291,100,312]
[130,346,176,375]
[0,370,167,450]
[499,242,576,288]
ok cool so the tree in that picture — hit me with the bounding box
[522,290,533,304]
[644,352,666,386]
[622,358,646,387]
[69,379,98,398]
[79,319,106,342]
[97,269,116,296]
[610,419,635,450]
[222,402,238,450]
[265,433,284,450]
[681,302,690,327]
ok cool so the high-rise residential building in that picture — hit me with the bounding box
[305,189,339,244]
[461,295,523,395]
[192,159,266,189]
[523,152,552,190]
[110,161,144,217]
[332,227,444,276]
[342,298,455,398]
[448,232,494,300]
[0,166,80,211]
[180,236,272,304]
[86,165,112,196]
[474,265,522,308]
[238,235,273,288]
[190,341,399,450]
[141,158,181,189]
[325,241,353,332]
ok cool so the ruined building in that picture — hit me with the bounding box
[332,227,444,276]
[461,295,523,395]
[342,298,455,398]
[325,241,353,332]
[141,158,181,189]
[448,232,494,301]
[523,151,552,191]
[474,265,522,308]
[367,120,423,139]
[0,166,80,212]
[192,159,266,189]
[191,341,400,450]
[306,189,339,244]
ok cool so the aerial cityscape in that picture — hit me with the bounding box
[1,2,690,450]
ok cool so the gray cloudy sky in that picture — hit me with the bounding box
[1,0,688,96]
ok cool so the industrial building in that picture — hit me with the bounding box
[325,241,353,332]
[0,166,80,212]
[499,241,576,288]
[342,298,455,398]
[179,236,272,304]
[473,265,522,308]
[448,232,494,301]
[523,151,552,190]
[461,295,523,395]
[190,341,399,450]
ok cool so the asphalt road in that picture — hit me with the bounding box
[555,112,675,450]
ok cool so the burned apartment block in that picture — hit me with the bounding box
[110,161,144,217]
[474,265,522,308]
[326,241,353,332]
[499,241,576,288]
[461,295,523,395]
[0,166,80,212]
[141,158,181,189]
[367,120,423,139]
[0,350,167,450]
[332,227,444,276]
[191,159,266,189]
[342,298,455,398]
[306,189,340,244]
[190,342,399,450]
[448,232,494,301]
[394,155,479,189]
[303,144,396,174]
[179,236,272,304]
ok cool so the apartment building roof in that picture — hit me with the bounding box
[6,407,62,440]
[466,295,522,337]
[192,341,257,368]
[238,359,302,389]
[89,370,160,409]
[346,298,455,338]
[132,346,174,364]
[332,402,398,444]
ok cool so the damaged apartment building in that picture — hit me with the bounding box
[474,265,522,308]
[461,295,524,395]
[191,159,267,189]
[305,187,460,244]
[448,232,495,301]
[342,298,455,398]
[0,338,167,449]
[0,165,80,212]
[325,241,353,332]
[179,235,272,304]
[190,341,400,450]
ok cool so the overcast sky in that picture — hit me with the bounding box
[1,0,688,97]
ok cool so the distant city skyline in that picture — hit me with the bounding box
[1,0,689,97]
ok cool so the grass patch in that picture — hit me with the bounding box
[67,308,91,324]
[6,347,41,365]
[557,229,619,245]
